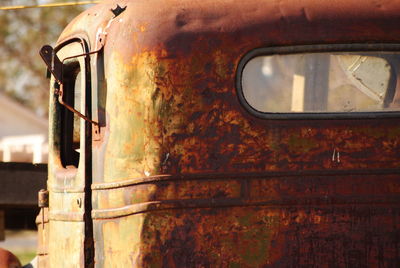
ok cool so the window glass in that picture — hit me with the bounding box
[73,71,81,153]
[241,52,400,113]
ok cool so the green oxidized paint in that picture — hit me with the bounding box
[229,262,241,268]
[287,134,318,153]
[241,215,279,266]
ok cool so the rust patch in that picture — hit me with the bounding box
[42,0,400,266]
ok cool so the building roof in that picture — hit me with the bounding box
[0,92,47,138]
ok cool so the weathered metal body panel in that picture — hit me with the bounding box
[42,0,400,266]
[45,41,93,267]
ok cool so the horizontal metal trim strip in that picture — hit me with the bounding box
[92,174,171,190]
[91,168,400,190]
[48,184,85,193]
[92,196,400,219]
[49,211,84,222]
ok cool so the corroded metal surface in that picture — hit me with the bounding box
[42,0,400,266]
[91,172,400,266]
[38,189,49,209]
[45,41,92,267]
[36,208,48,267]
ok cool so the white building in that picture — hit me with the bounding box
[0,92,48,163]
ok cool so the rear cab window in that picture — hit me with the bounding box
[238,45,400,118]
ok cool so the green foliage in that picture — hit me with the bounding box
[14,250,36,266]
[0,0,87,116]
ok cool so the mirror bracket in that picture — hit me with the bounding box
[39,45,63,83]
[39,45,101,134]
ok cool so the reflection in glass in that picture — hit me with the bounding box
[73,71,81,153]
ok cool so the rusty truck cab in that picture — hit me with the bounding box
[39,0,400,266]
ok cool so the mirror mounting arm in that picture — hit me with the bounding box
[57,83,99,128]
[39,44,101,133]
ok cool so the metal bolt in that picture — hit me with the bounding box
[38,189,49,208]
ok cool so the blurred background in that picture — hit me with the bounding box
[0,0,96,265]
